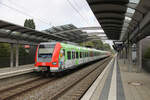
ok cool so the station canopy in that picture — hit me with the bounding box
[44,24,89,43]
[0,20,103,44]
[87,0,141,41]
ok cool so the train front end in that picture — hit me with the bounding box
[35,42,62,72]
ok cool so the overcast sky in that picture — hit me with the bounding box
[0,0,113,47]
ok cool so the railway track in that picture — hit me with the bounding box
[0,76,55,100]
[0,57,111,100]
[49,57,111,100]
[57,58,110,100]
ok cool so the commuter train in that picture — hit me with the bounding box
[35,42,110,72]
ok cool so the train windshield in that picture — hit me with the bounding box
[38,43,56,62]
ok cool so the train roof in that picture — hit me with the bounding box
[60,42,109,53]
[39,42,110,53]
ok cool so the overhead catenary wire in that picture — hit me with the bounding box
[72,0,91,23]
[0,1,52,27]
[7,0,53,26]
[66,0,89,25]
[80,0,101,26]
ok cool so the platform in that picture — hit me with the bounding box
[0,64,35,79]
[82,55,150,100]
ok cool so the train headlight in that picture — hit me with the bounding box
[52,62,57,65]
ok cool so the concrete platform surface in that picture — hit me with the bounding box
[119,59,150,100]
[0,64,35,79]
[82,55,150,100]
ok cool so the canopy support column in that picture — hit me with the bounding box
[136,40,142,72]
[10,43,14,67]
[128,45,132,72]
[15,44,19,67]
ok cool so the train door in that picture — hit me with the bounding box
[71,50,76,66]
[65,50,72,68]
[59,48,65,70]
[75,50,79,65]
[79,50,82,64]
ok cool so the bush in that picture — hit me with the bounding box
[144,47,150,59]
[0,43,10,57]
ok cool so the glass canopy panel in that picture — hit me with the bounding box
[127,8,135,14]
[125,16,132,21]
[129,0,140,4]
[120,0,141,40]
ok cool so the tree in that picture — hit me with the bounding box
[80,41,94,48]
[19,45,29,56]
[103,43,111,51]
[92,40,104,50]
[24,19,36,29]
[79,40,113,52]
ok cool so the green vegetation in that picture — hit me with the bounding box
[80,40,112,51]
[24,19,36,29]
[0,43,29,57]
[0,19,35,57]
[0,43,10,57]
[144,47,150,59]
[19,45,29,56]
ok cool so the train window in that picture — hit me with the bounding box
[38,43,56,59]
[82,52,85,58]
[73,51,76,59]
[74,52,75,59]
[90,52,91,57]
[90,51,93,57]
[39,43,56,48]
[80,52,82,58]
[67,51,71,60]
[82,52,84,58]
[76,52,79,58]
[72,51,73,59]
[83,52,84,58]
[63,49,65,56]
[85,52,87,57]
[72,51,75,59]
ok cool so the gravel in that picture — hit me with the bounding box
[0,72,40,89]
[10,59,109,100]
